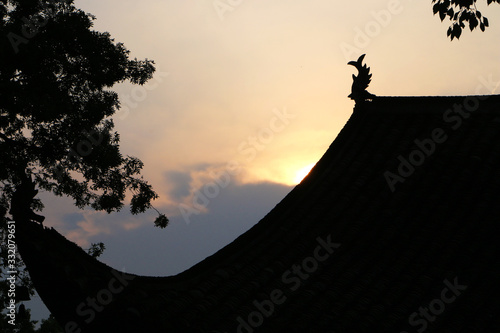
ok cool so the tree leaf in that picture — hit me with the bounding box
[433,2,441,14]
[439,10,447,21]
[154,214,170,228]
[469,16,478,30]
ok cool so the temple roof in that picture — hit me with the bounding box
[17,94,500,332]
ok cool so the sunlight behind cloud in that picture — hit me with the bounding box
[293,163,316,184]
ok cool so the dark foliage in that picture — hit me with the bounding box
[432,0,499,40]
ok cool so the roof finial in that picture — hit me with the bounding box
[348,54,375,103]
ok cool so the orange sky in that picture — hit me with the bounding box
[31,0,500,247]
[43,0,499,242]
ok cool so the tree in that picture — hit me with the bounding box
[432,0,500,40]
[0,0,167,329]
[0,0,168,224]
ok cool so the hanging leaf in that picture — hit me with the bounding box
[154,214,169,229]
[469,16,478,30]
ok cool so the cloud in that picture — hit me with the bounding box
[38,167,293,273]
[40,192,148,247]
[61,212,85,230]
[94,179,294,276]
[164,170,193,201]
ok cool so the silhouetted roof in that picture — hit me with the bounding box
[17,95,500,333]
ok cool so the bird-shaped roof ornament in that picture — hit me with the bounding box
[348,54,375,103]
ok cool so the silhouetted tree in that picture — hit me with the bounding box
[0,0,168,329]
[432,0,500,40]
[0,0,167,223]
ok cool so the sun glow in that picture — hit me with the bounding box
[293,163,316,184]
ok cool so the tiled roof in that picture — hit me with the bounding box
[17,94,500,332]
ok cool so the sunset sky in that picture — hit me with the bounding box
[28,0,500,320]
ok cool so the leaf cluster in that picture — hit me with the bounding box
[432,0,499,40]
